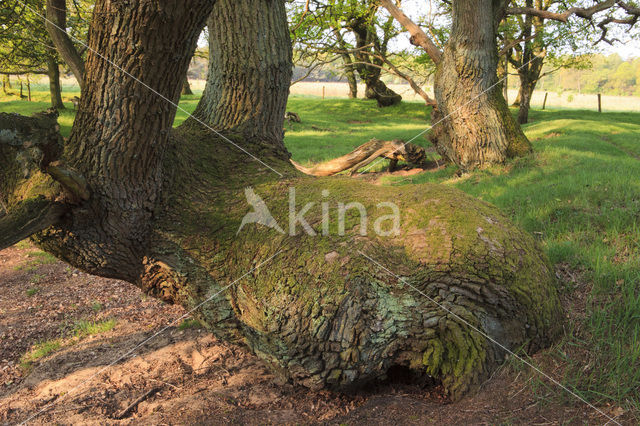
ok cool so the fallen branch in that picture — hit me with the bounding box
[290,138,426,176]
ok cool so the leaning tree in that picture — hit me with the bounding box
[381,0,640,169]
[2,0,564,400]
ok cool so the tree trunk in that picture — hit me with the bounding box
[512,86,522,106]
[45,0,85,90]
[352,19,401,107]
[517,79,536,124]
[34,0,215,281]
[47,56,65,109]
[343,57,358,99]
[181,76,194,95]
[189,0,292,154]
[1,0,563,402]
[429,0,531,169]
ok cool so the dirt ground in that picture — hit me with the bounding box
[0,242,634,425]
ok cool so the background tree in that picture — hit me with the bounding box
[381,0,640,169]
[0,0,64,108]
[45,0,87,90]
[504,0,602,124]
[1,0,562,400]
[290,0,410,106]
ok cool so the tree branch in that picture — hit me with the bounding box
[0,197,68,251]
[45,0,85,90]
[506,0,616,22]
[379,0,442,65]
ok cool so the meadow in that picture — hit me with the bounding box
[1,87,639,414]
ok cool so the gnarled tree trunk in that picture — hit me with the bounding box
[351,17,401,107]
[1,0,562,402]
[429,0,531,169]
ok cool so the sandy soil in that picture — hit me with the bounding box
[0,242,634,425]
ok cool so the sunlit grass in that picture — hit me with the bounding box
[2,90,639,410]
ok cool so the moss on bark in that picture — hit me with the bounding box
[138,127,563,399]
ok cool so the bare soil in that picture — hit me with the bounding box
[0,243,634,425]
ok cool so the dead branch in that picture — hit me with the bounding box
[379,0,442,64]
[290,138,427,176]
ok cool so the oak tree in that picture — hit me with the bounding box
[1,0,563,399]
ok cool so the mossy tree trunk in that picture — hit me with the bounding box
[429,0,531,169]
[1,0,562,400]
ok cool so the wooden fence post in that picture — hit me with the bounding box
[322,85,325,100]
[597,93,602,113]
[542,92,548,110]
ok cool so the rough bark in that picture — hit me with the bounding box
[381,0,532,169]
[34,0,215,282]
[429,0,532,169]
[290,139,427,176]
[45,0,85,90]
[46,56,65,110]
[1,0,563,401]
[189,0,292,156]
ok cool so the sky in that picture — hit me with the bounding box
[396,0,640,60]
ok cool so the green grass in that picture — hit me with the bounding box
[26,287,40,297]
[3,91,639,411]
[14,250,59,271]
[284,96,431,167]
[20,339,61,371]
[383,107,640,410]
[178,318,203,330]
[73,319,117,337]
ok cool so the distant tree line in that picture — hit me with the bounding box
[535,54,640,97]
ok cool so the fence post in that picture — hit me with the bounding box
[597,93,602,113]
[322,85,325,100]
[542,92,548,110]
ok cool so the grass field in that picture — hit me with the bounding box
[1,89,639,414]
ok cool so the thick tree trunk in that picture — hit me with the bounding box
[1,0,563,402]
[181,76,194,96]
[47,56,65,110]
[34,0,215,281]
[429,0,531,169]
[189,0,292,155]
[45,0,85,91]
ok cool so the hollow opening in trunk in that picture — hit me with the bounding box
[380,365,440,389]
